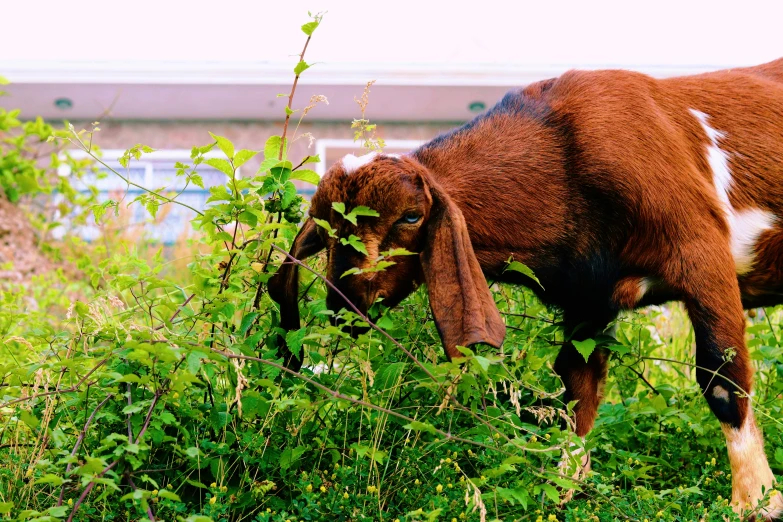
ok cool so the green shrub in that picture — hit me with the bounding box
[1,13,782,522]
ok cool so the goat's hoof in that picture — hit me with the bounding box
[557,447,591,506]
[732,491,783,521]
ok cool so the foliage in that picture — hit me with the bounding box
[2,13,783,522]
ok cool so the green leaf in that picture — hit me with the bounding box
[280,446,308,470]
[239,312,259,336]
[351,206,380,218]
[0,503,11,515]
[505,259,544,289]
[301,21,319,36]
[382,247,416,257]
[157,490,181,501]
[208,132,234,159]
[313,218,336,238]
[0,76,9,85]
[48,506,69,517]
[404,421,438,434]
[294,60,310,75]
[122,403,144,415]
[19,410,39,430]
[233,149,259,168]
[340,234,368,255]
[572,339,596,363]
[205,158,234,177]
[34,474,65,486]
[374,362,405,390]
[607,343,631,356]
[285,328,307,357]
[289,169,319,185]
[263,135,286,162]
[540,483,560,504]
[281,181,297,208]
[331,202,346,215]
[184,517,214,522]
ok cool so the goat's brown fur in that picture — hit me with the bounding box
[269,58,783,519]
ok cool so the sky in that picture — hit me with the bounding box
[2,0,782,69]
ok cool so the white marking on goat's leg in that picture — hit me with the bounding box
[712,385,730,401]
[559,438,590,505]
[722,409,783,519]
[689,109,776,275]
[341,152,378,174]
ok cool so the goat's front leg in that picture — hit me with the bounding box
[553,321,611,502]
[676,249,782,520]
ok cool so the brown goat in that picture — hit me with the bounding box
[269,58,783,519]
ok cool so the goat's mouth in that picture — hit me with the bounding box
[326,290,386,339]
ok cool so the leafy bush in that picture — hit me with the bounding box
[1,13,782,522]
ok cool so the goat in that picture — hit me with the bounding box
[269,57,783,519]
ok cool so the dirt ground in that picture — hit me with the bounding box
[0,198,55,282]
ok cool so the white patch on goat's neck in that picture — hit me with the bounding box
[341,151,378,174]
[690,109,776,275]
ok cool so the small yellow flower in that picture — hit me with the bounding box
[67,499,73,506]
[445,457,452,464]
[493,432,501,439]
[305,484,313,492]
[414,479,421,486]
[627,457,633,465]
[209,496,217,505]
[167,483,173,489]
[544,433,551,440]
[711,457,717,466]
[210,482,217,489]
[173,392,180,399]
[436,484,443,493]
[320,486,326,493]
[535,516,543,522]
[367,485,377,494]
[220,485,227,493]
[334,463,340,469]
[152,489,159,496]
[656,511,663,518]
[447,483,453,489]
[531,436,538,443]
[548,515,558,522]
[343,492,349,499]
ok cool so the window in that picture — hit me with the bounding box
[59,149,234,245]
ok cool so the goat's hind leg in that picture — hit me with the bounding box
[679,255,783,520]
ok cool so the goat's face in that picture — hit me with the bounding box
[311,153,431,319]
[268,152,505,365]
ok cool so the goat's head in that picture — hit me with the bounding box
[268,151,505,366]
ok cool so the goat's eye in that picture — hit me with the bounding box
[399,213,422,225]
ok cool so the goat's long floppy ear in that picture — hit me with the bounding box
[267,217,325,369]
[420,182,506,359]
